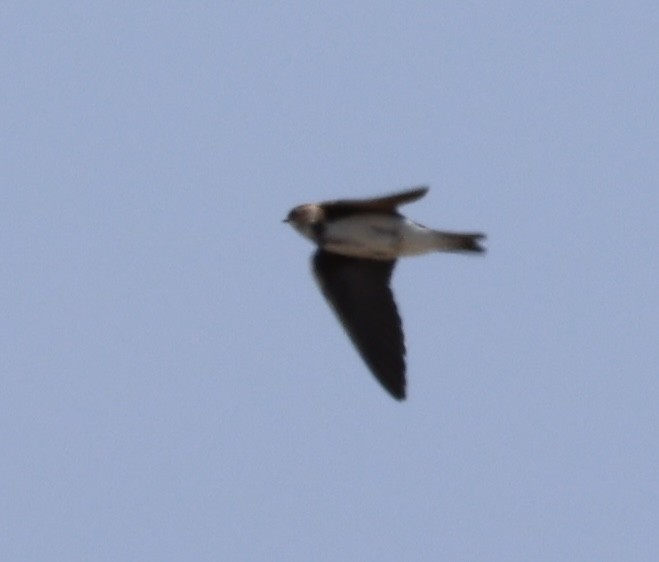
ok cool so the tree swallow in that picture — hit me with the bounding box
[284,186,485,401]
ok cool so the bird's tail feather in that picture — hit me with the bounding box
[434,231,486,253]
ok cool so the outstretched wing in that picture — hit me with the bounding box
[312,250,406,400]
[322,186,428,220]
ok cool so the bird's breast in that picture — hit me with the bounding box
[321,215,404,259]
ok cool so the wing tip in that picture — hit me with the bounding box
[380,377,406,401]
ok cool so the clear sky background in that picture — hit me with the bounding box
[3,2,659,561]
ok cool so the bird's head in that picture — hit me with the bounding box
[283,204,324,242]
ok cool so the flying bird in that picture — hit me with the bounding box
[284,186,485,400]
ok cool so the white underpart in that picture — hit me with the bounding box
[322,216,441,259]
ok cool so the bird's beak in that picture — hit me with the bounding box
[282,218,290,223]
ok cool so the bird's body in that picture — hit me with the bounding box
[321,215,477,259]
[284,186,485,400]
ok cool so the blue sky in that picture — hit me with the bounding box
[3,2,659,560]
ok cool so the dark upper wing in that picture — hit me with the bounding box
[312,250,406,400]
[322,186,428,220]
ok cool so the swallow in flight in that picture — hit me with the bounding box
[284,186,485,400]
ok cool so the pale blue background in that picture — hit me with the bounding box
[3,2,659,560]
